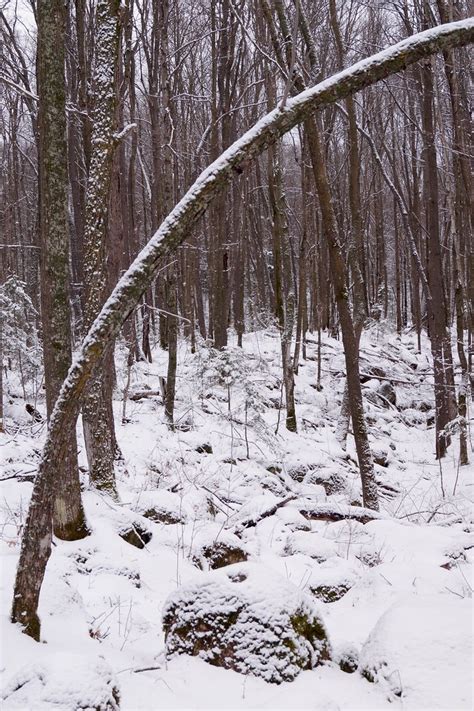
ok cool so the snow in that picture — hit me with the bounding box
[1,324,473,708]
[1,653,119,710]
[359,596,473,708]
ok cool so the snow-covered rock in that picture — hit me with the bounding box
[192,529,249,570]
[162,562,331,683]
[284,531,339,562]
[308,557,360,602]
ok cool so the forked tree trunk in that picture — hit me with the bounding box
[10,18,474,640]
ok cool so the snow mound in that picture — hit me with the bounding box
[1,653,120,710]
[284,531,339,561]
[359,596,473,708]
[162,561,331,683]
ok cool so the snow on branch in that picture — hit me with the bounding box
[113,123,137,142]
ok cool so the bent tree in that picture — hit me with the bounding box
[10,20,474,639]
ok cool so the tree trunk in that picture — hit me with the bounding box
[81,0,121,497]
[37,0,88,541]
[420,56,456,459]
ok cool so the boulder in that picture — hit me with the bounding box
[118,520,152,549]
[196,443,213,454]
[376,382,396,407]
[306,469,346,495]
[360,366,386,383]
[284,531,338,562]
[192,530,249,570]
[287,464,308,483]
[334,643,359,673]
[372,447,389,468]
[162,563,331,683]
[276,506,311,532]
[413,398,432,412]
[307,557,360,603]
[310,582,353,603]
[288,464,346,495]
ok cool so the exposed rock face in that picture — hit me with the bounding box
[310,582,352,603]
[162,563,331,683]
[118,521,152,549]
[195,541,248,570]
[377,381,396,406]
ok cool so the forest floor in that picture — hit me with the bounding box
[0,323,473,710]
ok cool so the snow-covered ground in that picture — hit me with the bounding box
[1,324,473,710]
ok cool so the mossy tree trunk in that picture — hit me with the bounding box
[37,0,88,541]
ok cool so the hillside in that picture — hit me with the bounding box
[1,324,472,710]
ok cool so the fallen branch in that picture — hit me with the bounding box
[233,495,298,533]
[129,390,163,402]
[0,470,37,483]
[298,502,384,525]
